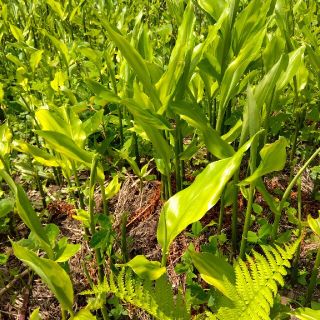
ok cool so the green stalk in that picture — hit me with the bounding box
[306,245,320,305]
[291,177,302,282]
[88,156,107,317]
[99,180,109,215]
[61,309,67,320]
[271,147,320,240]
[289,107,306,181]
[0,154,10,174]
[231,169,240,254]
[239,183,255,259]
[218,189,226,234]
[71,161,85,210]
[174,117,182,192]
[239,134,258,259]
[89,156,99,235]
[32,162,47,209]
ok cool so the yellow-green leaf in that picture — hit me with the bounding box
[240,137,287,185]
[157,136,256,254]
[12,243,73,312]
[190,251,235,300]
[9,24,24,42]
[308,215,320,237]
[51,71,68,91]
[120,255,166,280]
[30,50,44,73]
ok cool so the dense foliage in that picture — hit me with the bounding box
[0,0,319,319]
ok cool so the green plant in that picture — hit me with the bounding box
[82,268,189,320]
[191,239,301,319]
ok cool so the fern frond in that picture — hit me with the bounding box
[215,240,300,320]
[81,268,189,320]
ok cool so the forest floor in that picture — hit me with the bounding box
[0,167,319,319]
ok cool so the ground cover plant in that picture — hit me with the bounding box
[0,0,320,319]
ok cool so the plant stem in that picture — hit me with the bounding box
[231,170,240,254]
[99,180,109,215]
[31,162,47,209]
[239,184,255,259]
[218,189,226,234]
[174,117,182,192]
[61,308,67,320]
[71,161,85,210]
[306,245,320,305]
[292,177,302,282]
[271,147,320,240]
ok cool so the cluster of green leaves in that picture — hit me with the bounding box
[0,0,319,319]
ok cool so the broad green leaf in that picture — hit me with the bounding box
[51,71,68,91]
[9,24,24,42]
[35,130,104,181]
[122,98,171,130]
[221,119,242,143]
[248,85,260,137]
[0,170,53,257]
[0,198,14,218]
[190,251,235,300]
[179,138,200,161]
[171,101,234,159]
[0,121,12,155]
[218,29,265,122]
[30,308,42,320]
[190,11,228,75]
[254,54,287,109]
[6,53,25,68]
[0,122,12,169]
[291,308,320,320]
[157,136,256,254]
[81,110,104,138]
[12,242,73,312]
[120,255,166,280]
[307,215,320,237]
[233,0,271,53]
[101,21,160,108]
[0,253,8,265]
[276,46,305,91]
[35,109,66,135]
[46,0,65,20]
[15,184,53,257]
[13,141,60,167]
[105,175,121,200]
[72,309,96,320]
[156,2,195,110]
[256,178,278,214]
[198,0,227,21]
[297,63,309,92]
[46,34,70,66]
[30,50,44,73]
[55,243,81,263]
[142,125,172,174]
[240,137,287,185]
[85,79,121,103]
[0,83,3,101]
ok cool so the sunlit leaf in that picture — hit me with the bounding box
[120,255,166,280]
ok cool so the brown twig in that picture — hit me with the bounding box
[0,269,30,297]
[18,270,33,320]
